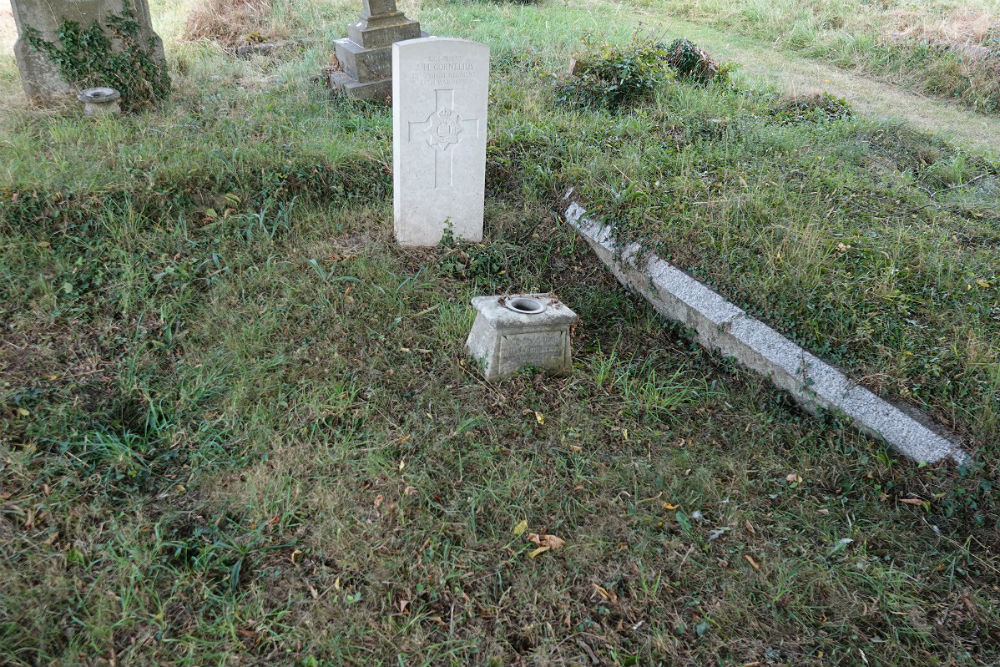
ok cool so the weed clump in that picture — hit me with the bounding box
[665,38,723,84]
[770,93,854,124]
[557,36,673,110]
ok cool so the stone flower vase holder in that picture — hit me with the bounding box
[78,87,121,116]
[465,294,578,382]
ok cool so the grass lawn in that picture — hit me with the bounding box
[1,0,998,665]
[649,0,1000,115]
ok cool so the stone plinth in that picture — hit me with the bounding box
[466,295,578,382]
[11,0,166,102]
[393,37,490,246]
[330,0,426,100]
[78,86,121,115]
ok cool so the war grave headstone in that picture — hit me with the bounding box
[392,37,490,247]
[331,0,426,100]
[11,0,166,103]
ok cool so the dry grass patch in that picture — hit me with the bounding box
[184,0,281,47]
[885,8,998,47]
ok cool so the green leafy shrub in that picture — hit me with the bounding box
[24,7,170,112]
[665,38,722,84]
[770,93,854,124]
[556,35,674,110]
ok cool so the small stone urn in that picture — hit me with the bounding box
[77,87,122,116]
[465,294,578,382]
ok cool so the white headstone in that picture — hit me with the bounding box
[393,37,490,247]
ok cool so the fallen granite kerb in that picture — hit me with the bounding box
[561,188,968,465]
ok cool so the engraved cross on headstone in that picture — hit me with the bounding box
[407,89,481,189]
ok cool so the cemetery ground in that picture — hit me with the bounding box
[648,0,1000,116]
[620,12,1000,156]
[1,0,999,665]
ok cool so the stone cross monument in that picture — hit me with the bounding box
[330,0,426,100]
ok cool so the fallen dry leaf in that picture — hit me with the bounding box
[528,533,566,550]
[592,584,618,603]
[662,502,679,511]
[786,473,803,484]
[528,546,550,559]
[513,519,528,537]
[900,497,925,506]
[744,554,761,571]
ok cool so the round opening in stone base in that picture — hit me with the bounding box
[78,87,121,103]
[506,296,546,315]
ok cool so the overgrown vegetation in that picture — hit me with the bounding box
[1,0,998,665]
[664,38,722,83]
[23,8,169,111]
[468,0,544,5]
[770,92,853,124]
[653,0,1000,114]
[184,0,279,47]
[557,36,675,109]
[557,36,730,110]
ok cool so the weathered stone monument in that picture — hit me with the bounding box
[466,295,578,381]
[11,0,167,105]
[330,0,426,100]
[393,37,490,246]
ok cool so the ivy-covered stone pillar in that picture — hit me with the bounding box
[11,0,168,109]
